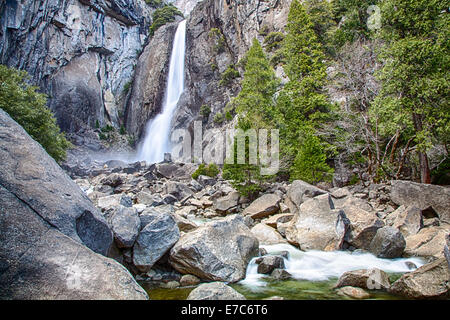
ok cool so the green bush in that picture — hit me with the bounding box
[219,64,240,86]
[119,125,126,135]
[200,105,211,119]
[145,0,164,8]
[264,32,285,51]
[209,28,226,53]
[213,112,224,124]
[192,163,220,180]
[149,4,183,37]
[0,65,71,163]
[123,80,132,94]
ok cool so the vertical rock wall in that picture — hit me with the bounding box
[0,0,152,133]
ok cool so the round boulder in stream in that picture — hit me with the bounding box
[256,255,285,274]
[169,215,259,282]
[369,226,406,258]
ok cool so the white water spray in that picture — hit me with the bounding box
[240,243,425,288]
[137,20,187,163]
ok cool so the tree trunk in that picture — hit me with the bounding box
[412,113,431,184]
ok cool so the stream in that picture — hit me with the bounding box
[140,243,425,300]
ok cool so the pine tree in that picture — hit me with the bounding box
[290,129,334,184]
[223,39,279,198]
[276,0,333,180]
[371,0,449,183]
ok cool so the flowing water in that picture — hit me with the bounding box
[142,244,425,300]
[137,20,187,163]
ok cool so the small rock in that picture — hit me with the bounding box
[187,282,246,300]
[334,268,390,291]
[336,286,370,299]
[160,281,180,289]
[256,255,285,274]
[180,275,201,287]
[271,268,292,280]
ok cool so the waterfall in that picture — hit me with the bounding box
[137,20,187,163]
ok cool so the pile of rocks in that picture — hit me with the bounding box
[69,155,449,298]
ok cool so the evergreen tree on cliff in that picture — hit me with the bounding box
[223,39,279,198]
[371,0,449,184]
[276,0,333,183]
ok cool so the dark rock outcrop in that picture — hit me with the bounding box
[0,110,146,299]
[0,109,112,255]
[0,0,151,133]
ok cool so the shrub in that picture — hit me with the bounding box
[145,0,164,8]
[123,80,132,94]
[264,32,285,51]
[0,65,71,163]
[192,163,220,180]
[213,112,224,124]
[200,105,211,119]
[209,28,226,53]
[119,125,126,135]
[149,4,183,37]
[219,64,240,86]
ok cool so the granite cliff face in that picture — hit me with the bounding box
[172,0,292,149]
[0,0,151,133]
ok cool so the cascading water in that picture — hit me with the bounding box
[240,243,425,289]
[137,20,187,163]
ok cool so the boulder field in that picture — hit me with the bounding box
[1,108,449,300]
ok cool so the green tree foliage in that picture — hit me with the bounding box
[276,0,333,179]
[219,64,240,87]
[234,39,280,126]
[192,163,220,180]
[290,129,334,184]
[303,0,337,56]
[223,39,279,198]
[371,0,449,183]
[331,0,379,47]
[149,4,183,37]
[200,105,211,119]
[0,65,71,163]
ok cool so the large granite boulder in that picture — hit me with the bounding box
[285,194,350,251]
[250,223,286,245]
[169,215,259,282]
[187,282,246,300]
[391,180,450,224]
[287,180,327,212]
[343,205,384,250]
[369,226,406,258]
[108,206,140,249]
[0,185,147,300]
[243,194,281,219]
[403,225,450,259]
[389,258,449,299]
[391,206,423,238]
[0,109,112,255]
[133,213,180,272]
[213,191,240,214]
